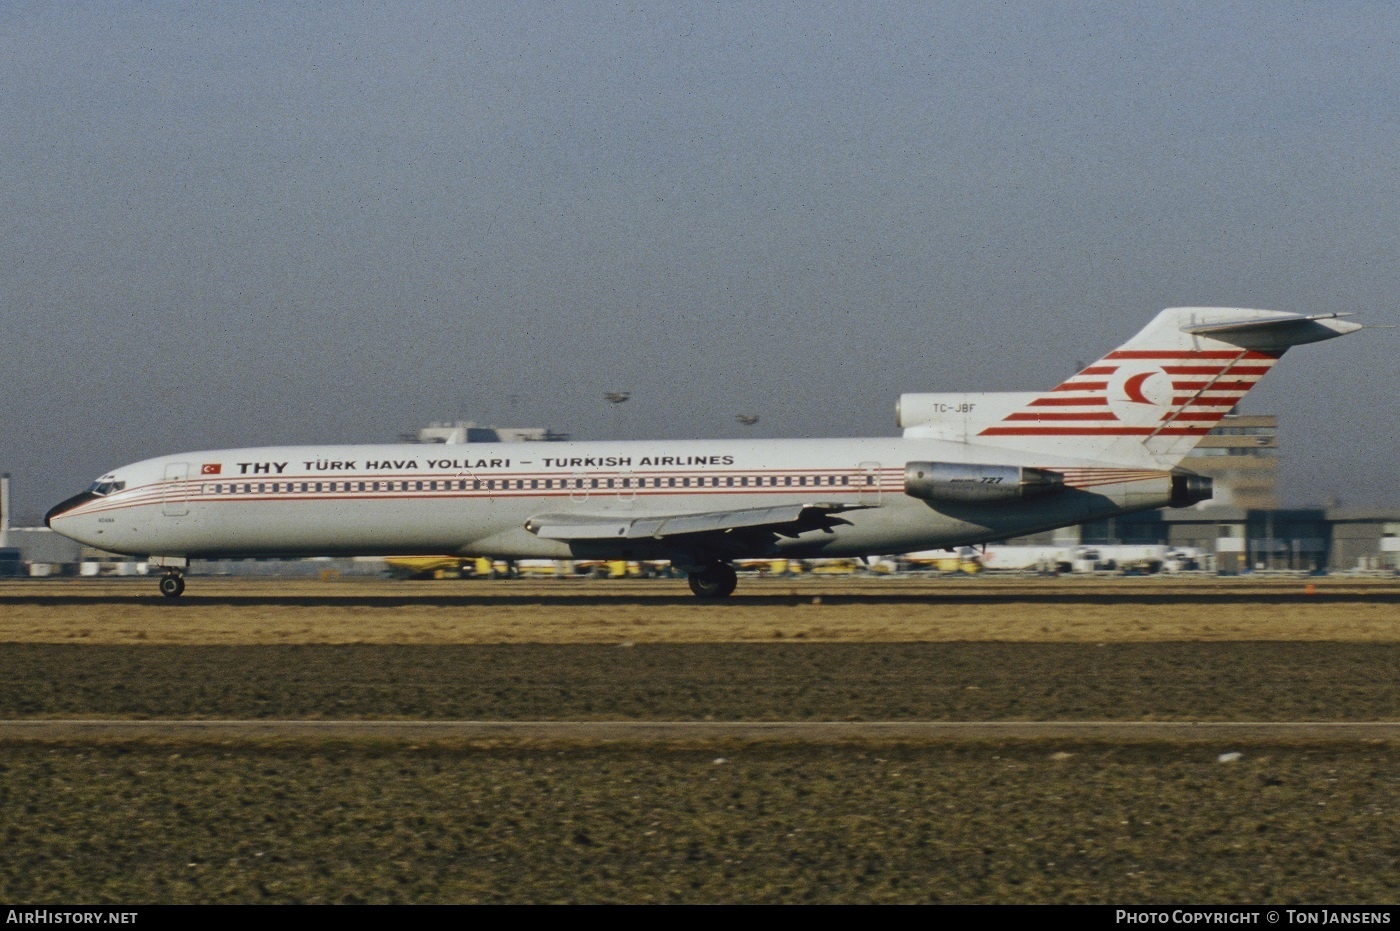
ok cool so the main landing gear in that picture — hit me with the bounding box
[687,561,738,599]
[158,571,185,599]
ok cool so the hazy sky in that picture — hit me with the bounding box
[3,2,1396,521]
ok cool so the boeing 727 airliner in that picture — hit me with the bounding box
[47,307,1362,598]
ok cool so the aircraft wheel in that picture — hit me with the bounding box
[159,574,185,599]
[688,562,737,599]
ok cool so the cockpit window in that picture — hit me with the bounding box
[86,481,126,496]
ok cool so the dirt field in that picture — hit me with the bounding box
[2,576,1398,904]
[4,742,1397,904]
[3,642,1400,722]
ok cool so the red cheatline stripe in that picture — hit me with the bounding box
[65,483,904,517]
[1162,365,1274,375]
[1073,479,1151,485]
[1174,387,1250,396]
[1174,390,1248,399]
[1004,412,1120,421]
[1075,366,1118,375]
[981,426,1210,436]
[1174,396,1243,407]
[1067,477,1164,488]
[1028,397,1112,407]
[1167,411,1233,422]
[1049,381,1109,391]
[1170,380,1260,392]
[1055,466,1160,472]
[1069,478,1159,487]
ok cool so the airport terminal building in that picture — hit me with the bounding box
[1005,416,1397,572]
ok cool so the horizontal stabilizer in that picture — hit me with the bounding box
[525,503,862,542]
[1180,312,1362,350]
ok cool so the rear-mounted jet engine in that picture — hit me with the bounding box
[904,462,1065,504]
[1169,472,1213,508]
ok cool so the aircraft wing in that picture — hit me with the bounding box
[524,502,866,543]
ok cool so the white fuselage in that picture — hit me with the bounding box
[47,436,1181,562]
[46,306,1362,598]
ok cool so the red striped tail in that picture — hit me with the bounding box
[981,349,1280,439]
[973,308,1296,469]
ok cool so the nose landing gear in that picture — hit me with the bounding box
[687,561,738,599]
[158,571,185,599]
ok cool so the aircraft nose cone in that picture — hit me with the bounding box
[45,491,99,528]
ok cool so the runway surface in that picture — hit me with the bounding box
[4,574,1398,607]
[4,718,1400,743]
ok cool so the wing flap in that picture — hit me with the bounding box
[525,503,857,542]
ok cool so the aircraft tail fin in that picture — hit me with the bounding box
[904,308,1362,470]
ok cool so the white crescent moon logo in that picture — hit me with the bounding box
[1107,367,1173,425]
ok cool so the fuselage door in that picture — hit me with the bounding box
[162,462,190,517]
[856,461,882,507]
[616,470,637,507]
[458,470,493,506]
